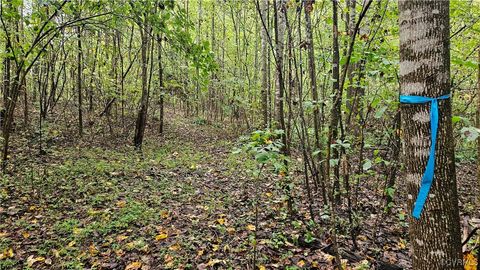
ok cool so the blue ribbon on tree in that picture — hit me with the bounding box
[399,93,450,219]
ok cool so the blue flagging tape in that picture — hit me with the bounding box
[399,94,450,219]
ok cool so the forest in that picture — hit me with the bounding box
[0,0,479,269]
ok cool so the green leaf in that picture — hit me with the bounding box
[363,159,372,171]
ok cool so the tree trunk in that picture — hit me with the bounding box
[76,24,83,136]
[260,0,269,128]
[477,48,480,206]
[327,0,341,204]
[158,34,164,134]
[399,1,462,268]
[133,23,150,149]
[304,0,326,202]
[273,0,287,152]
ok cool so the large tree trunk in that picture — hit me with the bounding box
[399,1,462,268]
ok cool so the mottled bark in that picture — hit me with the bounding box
[260,0,269,128]
[477,48,480,206]
[399,1,462,269]
[273,0,287,152]
[327,0,341,204]
[158,34,164,134]
[134,24,151,149]
[304,0,326,202]
[76,23,83,136]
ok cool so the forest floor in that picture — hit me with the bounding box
[0,111,479,270]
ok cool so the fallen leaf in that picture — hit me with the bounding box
[206,259,222,267]
[216,218,225,225]
[22,231,30,239]
[247,224,256,231]
[169,243,181,251]
[117,235,129,241]
[160,210,169,218]
[464,252,477,270]
[116,200,127,208]
[27,256,45,267]
[125,261,142,270]
[45,258,52,265]
[155,232,168,241]
[258,265,266,270]
[297,260,305,267]
[226,227,236,234]
[0,248,14,260]
[89,244,99,256]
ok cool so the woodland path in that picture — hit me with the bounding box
[0,113,332,269]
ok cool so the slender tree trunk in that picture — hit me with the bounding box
[399,1,462,268]
[273,0,287,153]
[76,23,83,136]
[260,0,269,128]
[158,34,164,134]
[304,0,326,202]
[134,21,151,149]
[327,0,341,204]
[324,1,343,268]
[477,48,480,206]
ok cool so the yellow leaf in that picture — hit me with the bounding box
[226,227,236,234]
[0,248,14,259]
[155,232,168,241]
[160,210,169,219]
[125,261,142,270]
[247,224,256,231]
[117,235,129,241]
[397,238,406,250]
[216,218,225,225]
[212,245,219,252]
[67,241,76,247]
[169,243,181,251]
[297,260,305,267]
[0,232,9,238]
[206,259,222,267]
[89,244,98,256]
[73,228,82,235]
[22,231,30,239]
[26,256,45,267]
[6,248,13,258]
[464,252,477,270]
[258,265,266,270]
[116,200,127,208]
[197,249,204,257]
[265,192,273,198]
